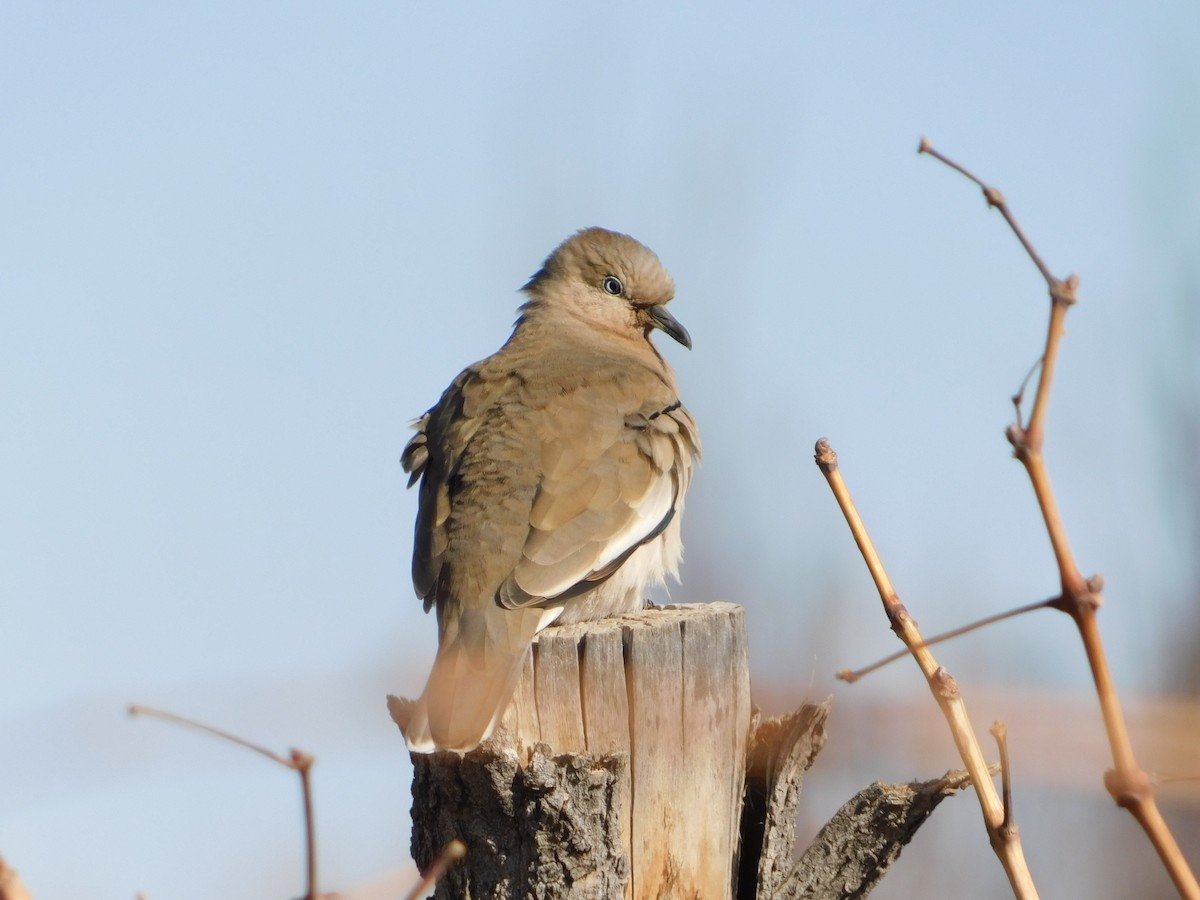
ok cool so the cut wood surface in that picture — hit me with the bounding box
[520,603,752,898]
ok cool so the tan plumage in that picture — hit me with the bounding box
[402,227,700,752]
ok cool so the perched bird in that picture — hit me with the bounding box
[401,227,700,752]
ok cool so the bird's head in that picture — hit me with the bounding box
[520,227,691,349]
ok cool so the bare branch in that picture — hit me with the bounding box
[0,857,33,900]
[402,841,467,900]
[130,704,295,768]
[918,137,1061,289]
[990,722,1015,836]
[923,141,1200,899]
[814,438,1040,899]
[838,595,1057,683]
[131,704,321,900]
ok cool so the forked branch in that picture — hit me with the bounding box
[815,439,1039,900]
[130,704,320,900]
[919,138,1199,899]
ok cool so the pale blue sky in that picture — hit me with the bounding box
[3,2,1198,897]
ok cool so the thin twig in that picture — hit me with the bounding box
[918,137,1057,287]
[130,704,321,900]
[838,595,1057,683]
[1011,356,1043,431]
[922,138,1200,899]
[815,438,1040,900]
[990,722,1015,836]
[1157,774,1200,785]
[130,704,293,766]
[293,749,317,899]
[402,840,467,900]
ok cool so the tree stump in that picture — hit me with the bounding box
[390,602,973,899]
[393,602,752,900]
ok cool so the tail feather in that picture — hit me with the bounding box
[405,606,553,752]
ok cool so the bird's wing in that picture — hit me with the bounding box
[405,358,698,617]
[403,363,522,612]
[497,370,699,609]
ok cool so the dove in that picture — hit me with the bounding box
[401,227,700,752]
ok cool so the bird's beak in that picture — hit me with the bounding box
[646,305,692,349]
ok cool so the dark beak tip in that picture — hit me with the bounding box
[647,305,692,349]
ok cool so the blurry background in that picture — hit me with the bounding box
[3,2,1199,897]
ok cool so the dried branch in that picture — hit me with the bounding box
[402,840,467,900]
[741,699,970,899]
[782,769,979,899]
[130,704,320,900]
[838,595,1056,683]
[920,138,1200,899]
[0,857,33,900]
[990,722,1015,837]
[740,700,832,896]
[814,439,1039,899]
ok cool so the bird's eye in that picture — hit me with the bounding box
[602,276,623,296]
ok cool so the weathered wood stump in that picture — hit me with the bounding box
[393,602,751,899]
[390,602,972,899]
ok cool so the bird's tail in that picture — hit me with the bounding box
[404,606,551,753]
